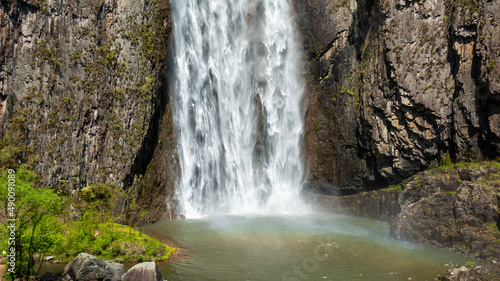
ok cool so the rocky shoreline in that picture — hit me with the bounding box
[37,253,165,281]
[436,263,500,281]
[307,162,500,279]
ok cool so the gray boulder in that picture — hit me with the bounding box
[61,253,124,281]
[122,262,164,281]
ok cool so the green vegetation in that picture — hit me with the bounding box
[382,183,403,192]
[70,51,81,63]
[0,166,63,280]
[439,153,453,167]
[0,136,24,169]
[432,159,500,171]
[0,1,176,278]
[444,0,483,26]
[61,221,176,263]
[0,167,176,280]
[488,223,500,233]
[395,54,402,63]
[490,59,497,68]
[384,1,390,12]
[340,87,355,96]
[58,182,176,262]
[464,261,478,268]
[454,162,500,169]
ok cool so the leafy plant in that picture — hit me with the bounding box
[0,166,63,280]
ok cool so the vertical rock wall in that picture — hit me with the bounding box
[0,0,174,222]
[293,0,500,192]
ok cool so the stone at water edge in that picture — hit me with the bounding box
[39,272,59,281]
[436,264,500,280]
[61,253,124,281]
[122,262,164,281]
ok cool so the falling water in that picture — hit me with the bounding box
[171,0,307,217]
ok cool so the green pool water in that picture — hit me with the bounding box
[146,213,471,281]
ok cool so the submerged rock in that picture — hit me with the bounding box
[39,273,59,281]
[122,262,163,281]
[61,253,124,281]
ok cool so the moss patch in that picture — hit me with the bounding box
[57,222,176,263]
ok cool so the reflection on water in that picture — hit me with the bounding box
[146,213,471,281]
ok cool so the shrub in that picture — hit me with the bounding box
[0,166,63,279]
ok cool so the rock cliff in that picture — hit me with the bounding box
[293,0,500,192]
[2,0,500,223]
[0,0,174,222]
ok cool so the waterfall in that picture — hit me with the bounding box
[171,0,307,218]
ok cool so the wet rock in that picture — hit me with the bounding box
[122,262,163,281]
[39,272,59,281]
[436,264,500,281]
[61,253,124,281]
[309,163,500,261]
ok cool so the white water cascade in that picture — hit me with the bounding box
[171,0,308,218]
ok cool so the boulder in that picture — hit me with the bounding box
[39,272,59,281]
[122,262,164,281]
[61,253,124,281]
[391,165,500,260]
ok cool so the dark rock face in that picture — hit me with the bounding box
[0,0,175,222]
[293,0,364,192]
[292,0,500,190]
[308,163,500,261]
[61,253,124,281]
[121,262,163,281]
[39,273,59,281]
